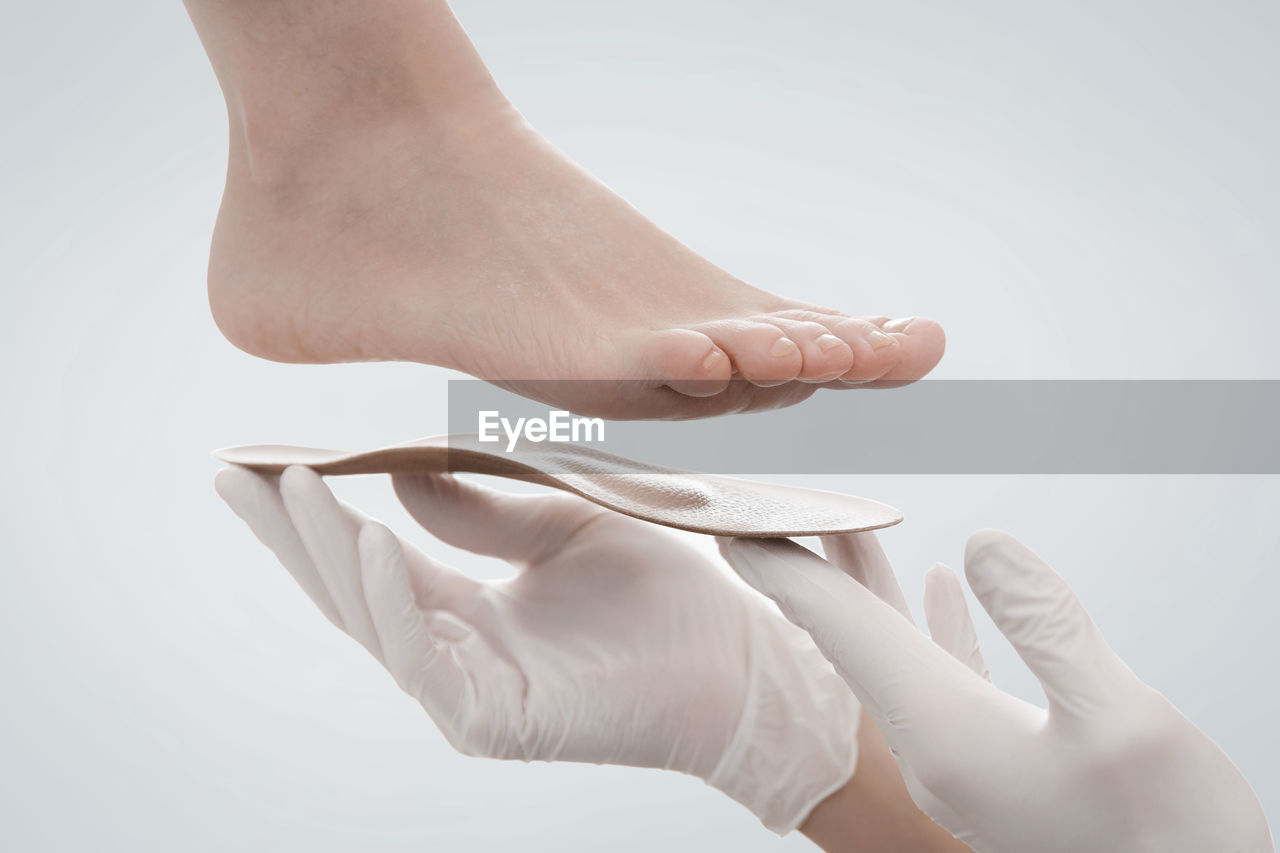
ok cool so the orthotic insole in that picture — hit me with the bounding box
[215,434,901,538]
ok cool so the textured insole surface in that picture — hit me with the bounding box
[215,434,902,537]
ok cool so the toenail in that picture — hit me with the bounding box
[881,317,915,333]
[816,334,846,353]
[868,330,897,349]
[702,349,726,372]
[770,337,800,357]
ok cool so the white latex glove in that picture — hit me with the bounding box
[215,465,860,834]
[721,529,1274,853]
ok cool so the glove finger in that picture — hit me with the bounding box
[358,522,452,693]
[964,529,1127,716]
[820,531,914,623]
[317,495,483,616]
[720,536,967,738]
[923,563,990,681]
[392,472,600,566]
[359,522,499,740]
[214,466,344,629]
[279,466,384,662]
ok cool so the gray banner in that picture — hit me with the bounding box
[446,380,1280,474]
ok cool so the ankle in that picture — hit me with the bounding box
[225,95,521,201]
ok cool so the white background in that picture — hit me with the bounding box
[1,1,1276,849]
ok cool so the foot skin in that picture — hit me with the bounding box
[200,20,943,420]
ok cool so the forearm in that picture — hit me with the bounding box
[800,716,970,853]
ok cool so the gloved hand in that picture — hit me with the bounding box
[215,465,860,833]
[721,529,1274,853]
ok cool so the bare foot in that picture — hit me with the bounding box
[190,0,944,419]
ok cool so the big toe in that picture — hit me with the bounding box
[807,314,945,384]
[867,316,946,384]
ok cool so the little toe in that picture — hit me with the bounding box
[766,318,855,382]
[694,319,804,387]
[638,328,733,397]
